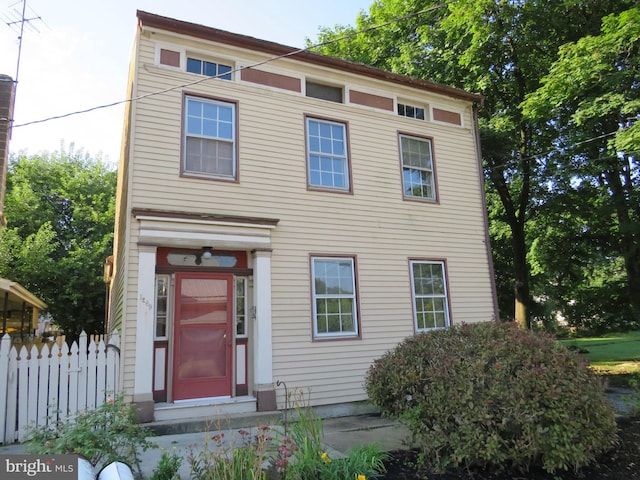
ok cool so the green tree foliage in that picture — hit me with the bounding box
[311,0,634,329]
[0,147,116,336]
[523,7,640,329]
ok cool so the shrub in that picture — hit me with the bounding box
[25,395,155,476]
[365,321,617,474]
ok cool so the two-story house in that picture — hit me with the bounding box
[107,10,498,422]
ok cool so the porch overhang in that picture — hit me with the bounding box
[0,278,47,332]
[132,208,279,250]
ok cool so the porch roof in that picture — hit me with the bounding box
[0,278,47,312]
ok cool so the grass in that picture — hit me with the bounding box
[560,330,640,385]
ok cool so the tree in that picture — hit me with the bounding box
[311,0,634,327]
[523,7,640,328]
[0,147,116,336]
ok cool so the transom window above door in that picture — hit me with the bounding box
[306,117,350,192]
[183,96,237,180]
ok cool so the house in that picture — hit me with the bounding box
[107,10,498,423]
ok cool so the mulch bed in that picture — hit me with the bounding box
[379,417,640,479]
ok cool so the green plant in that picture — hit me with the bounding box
[25,395,156,477]
[273,389,387,480]
[150,450,182,480]
[188,425,273,480]
[365,321,618,474]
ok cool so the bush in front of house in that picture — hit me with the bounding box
[365,321,617,474]
[26,395,155,477]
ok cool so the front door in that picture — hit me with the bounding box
[172,272,233,401]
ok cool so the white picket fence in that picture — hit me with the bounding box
[0,330,120,444]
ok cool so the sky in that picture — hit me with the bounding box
[1,0,370,165]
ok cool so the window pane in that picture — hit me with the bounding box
[186,58,201,74]
[204,61,217,77]
[219,64,232,80]
[187,116,202,135]
[202,119,218,137]
[155,276,169,338]
[218,122,232,139]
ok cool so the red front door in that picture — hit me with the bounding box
[172,272,233,401]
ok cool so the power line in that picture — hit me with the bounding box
[11,2,454,129]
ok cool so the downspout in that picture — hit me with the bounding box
[472,102,500,321]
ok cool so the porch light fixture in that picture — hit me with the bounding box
[194,246,213,265]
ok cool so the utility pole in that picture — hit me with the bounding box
[1,0,44,137]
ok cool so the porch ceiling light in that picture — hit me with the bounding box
[201,247,213,260]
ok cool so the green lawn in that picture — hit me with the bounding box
[560,330,640,378]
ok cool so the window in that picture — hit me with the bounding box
[312,257,358,338]
[235,277,247,337]
[186,57,232,80]
[400,134,436,200]
[397,103,425,120]
[410,261,450,331]
[306,118,349,191]
[184,96,236,179]
[306,81,343,103]
[155,275,170,339]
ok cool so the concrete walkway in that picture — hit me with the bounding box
[0,389,634,479]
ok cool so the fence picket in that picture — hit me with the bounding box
[47,343,61,422]
[77,332,88,412]
[58,342,70,421]
[37,345,50,429]
[0,335,11,443]
[95,339,106,406]
[5,347,18,443]
[86,339,97,410]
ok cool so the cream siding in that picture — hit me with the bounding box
[115,19,496,410]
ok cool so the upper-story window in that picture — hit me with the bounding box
[400,134,436,201]
[306,81,343,103]
[306,117,350,192]
[183,95,237,180]
[398,102,425,120]
[186,57,232,80]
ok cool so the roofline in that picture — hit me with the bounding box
[136,10,483,104]
[0,278,47,310]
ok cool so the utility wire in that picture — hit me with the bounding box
[11,1,454,129]
[485,127,637,171]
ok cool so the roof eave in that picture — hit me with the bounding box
[136,10,483,104]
